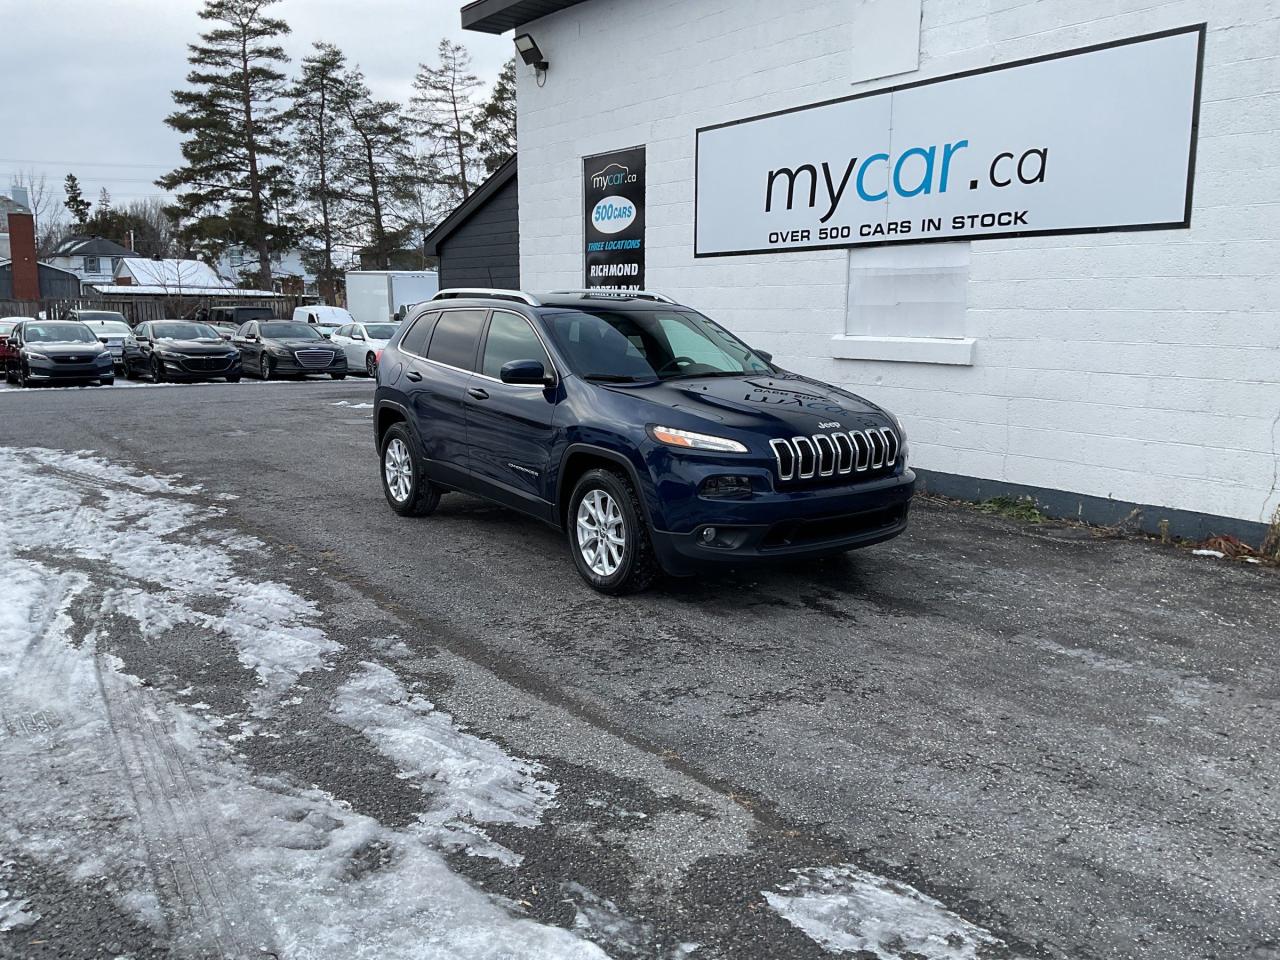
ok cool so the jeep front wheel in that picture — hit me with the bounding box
[567,468,658,595]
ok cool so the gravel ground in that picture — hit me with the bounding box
[0,379,1276,960]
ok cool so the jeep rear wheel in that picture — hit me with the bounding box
[567,468,658,595]
[380,423,440,517]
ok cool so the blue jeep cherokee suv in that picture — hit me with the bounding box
[374,289,915,594]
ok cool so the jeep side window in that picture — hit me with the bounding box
[398,311,439,357]
[482,311,552,380]
[426,310,486,370]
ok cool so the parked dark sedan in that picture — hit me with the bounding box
[125,321,243,383]
[233,320,348,380]
[3,319,115,387]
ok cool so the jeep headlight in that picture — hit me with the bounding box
[649,425,748,454]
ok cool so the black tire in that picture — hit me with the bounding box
[566,468,659,595]
[330,372,347,381]
[225,374,241,383]
[260,355,274,380]
[150,355,166,383]
[99,376,115,387]
[4,362,13,384]
[123,358,138,380]
[379,423,440,517]
[17,362,32,388]
[365,353,377,378]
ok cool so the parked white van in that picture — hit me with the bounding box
[292,305,355,330]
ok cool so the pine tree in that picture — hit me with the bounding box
[472,58,517,175]
[289,42,351,289]
[338,66,414,269]
[158,0,292,288]
[63,174,91,225]
[410,39,481,203]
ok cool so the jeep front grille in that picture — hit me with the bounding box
[770,428,899,482]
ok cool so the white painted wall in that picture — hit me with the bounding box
[516,0,1280,528]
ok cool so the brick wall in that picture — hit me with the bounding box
[517,0,1280,529]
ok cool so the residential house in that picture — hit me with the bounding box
[47,236,135,290]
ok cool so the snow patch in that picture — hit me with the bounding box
[764,865,1006,960]
[331,400,373,409]
[334,662,556,862]
[1192,549,1226,558]
[0,447,609,959]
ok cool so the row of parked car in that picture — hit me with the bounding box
[0,305,398,388]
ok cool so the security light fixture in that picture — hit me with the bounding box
[513,33,548,72]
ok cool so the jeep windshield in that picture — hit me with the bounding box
[544,309,773,381]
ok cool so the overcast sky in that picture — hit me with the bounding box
[0,0,512,214]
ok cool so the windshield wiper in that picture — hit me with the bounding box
[663,370,748,380]
[583,374,651,383]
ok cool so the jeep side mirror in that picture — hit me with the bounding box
[756,349,773,363]
[500,359,551,386]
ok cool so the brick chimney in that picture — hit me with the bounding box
[7,212,38,301]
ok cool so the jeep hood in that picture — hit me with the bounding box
[614,372,892,434]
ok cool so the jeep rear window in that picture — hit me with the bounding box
[544,309,772,381]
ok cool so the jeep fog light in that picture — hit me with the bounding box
[699,475,753,500]
[650,425,748,453]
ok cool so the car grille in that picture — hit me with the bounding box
[769,428,900,483]
[52,355,95,364]
[294,348,335,369]
[181,356,233,372]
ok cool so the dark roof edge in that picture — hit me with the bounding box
[423,155,518,257]
[461,0,590,34]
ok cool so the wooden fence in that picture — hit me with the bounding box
[0,294,304,326]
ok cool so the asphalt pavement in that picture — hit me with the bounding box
[1,379,1276,960]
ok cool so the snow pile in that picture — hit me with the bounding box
[764,865,1006,960]
[335,663,557,863]
[0,447,337,717]
[0,447,609,958]
[332,400,374,409]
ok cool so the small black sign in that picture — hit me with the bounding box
[584,146,646,290]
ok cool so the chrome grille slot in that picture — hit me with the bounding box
[867,430,886,469]
[881,427,899,464]
[833,432,854,473]
[813,434,836,476]
[793,436,817,479]
[770,438,796,481]
[852,432,870,471]
[294,348,335,369]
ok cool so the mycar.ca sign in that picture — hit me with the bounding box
[584,146,646,288]
[694,25,1205,257]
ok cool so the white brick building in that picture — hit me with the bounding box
[463,0,1280,542]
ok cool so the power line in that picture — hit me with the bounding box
[0,157,174,169]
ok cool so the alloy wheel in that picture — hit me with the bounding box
[261,355,273,380]
[366,353,377,378]
[384,438,413,503]
[576,488,626,577]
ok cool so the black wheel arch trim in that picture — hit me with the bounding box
[557,442,656,531]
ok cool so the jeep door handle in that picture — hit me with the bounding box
[467,387,489,401]
[406,370,422,382]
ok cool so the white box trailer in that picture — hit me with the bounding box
[345,270,439,325]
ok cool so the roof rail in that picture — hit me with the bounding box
[431,288,542,306]
[548,289,676,304]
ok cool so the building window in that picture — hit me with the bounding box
[84,256,100,273]
[832,243,976,366]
